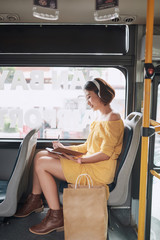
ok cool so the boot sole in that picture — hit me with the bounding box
[29,226,64,235]
[14,205,44,218]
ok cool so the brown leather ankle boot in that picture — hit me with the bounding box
[14,193,44,217]
[29,208,64,235]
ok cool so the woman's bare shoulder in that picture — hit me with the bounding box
[109,112,121,121]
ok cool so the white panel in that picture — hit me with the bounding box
[140,35,160,61]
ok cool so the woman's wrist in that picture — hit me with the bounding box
[80,157,85,163]
[76,157,84,164]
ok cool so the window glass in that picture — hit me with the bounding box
[154,85,160,166]
[0,67,125,139]
[150,84,160,239]
[150,176,160,240]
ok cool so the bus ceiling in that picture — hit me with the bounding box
[0,0,160,25]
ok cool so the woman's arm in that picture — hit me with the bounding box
[52,141,87,154]
[76,152,110,164]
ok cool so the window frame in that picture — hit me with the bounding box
[0,25,136,144]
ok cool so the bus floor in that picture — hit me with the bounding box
[0,207,137,240]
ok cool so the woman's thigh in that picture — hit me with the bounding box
[35,150,66,181]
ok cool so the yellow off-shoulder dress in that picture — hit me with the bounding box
[60,118,124,196]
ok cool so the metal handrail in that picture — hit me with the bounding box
[150,120,160,135]
[150,170,160,180]
[138,0,155,239]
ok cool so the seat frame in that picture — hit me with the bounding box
[108,112,142,206]
[0,128,39,217]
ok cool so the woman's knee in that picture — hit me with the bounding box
[34,151,47,170]
[34,154,57,173]
[34,150,47,164]
[34,156,47,174]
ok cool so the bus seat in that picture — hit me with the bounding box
[58,112,143,207]
[0,127,39,218]
[108,112,142,206]
[108,124,133,193]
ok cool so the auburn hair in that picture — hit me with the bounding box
[84,78,115,104]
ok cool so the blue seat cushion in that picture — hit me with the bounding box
[108,124,133,192]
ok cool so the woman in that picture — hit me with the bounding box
[15,78,124,235]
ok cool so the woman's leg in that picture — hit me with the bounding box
[15,150,66,217]
[32,151,45,195]
[28,151,66,235]
[34,150,66,210]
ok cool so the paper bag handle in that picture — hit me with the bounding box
[75,174,93,189]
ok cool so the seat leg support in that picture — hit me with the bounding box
[0,217,10,226]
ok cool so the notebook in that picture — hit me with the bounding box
[46,147,83,157]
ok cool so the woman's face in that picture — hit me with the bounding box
[85,90,102,111]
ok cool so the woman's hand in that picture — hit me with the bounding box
[61,153,83,164]
[74,157,83,164]
[52,141,65,149]
[72,157,83,164]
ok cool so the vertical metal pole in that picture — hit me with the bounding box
[138,0,154,239]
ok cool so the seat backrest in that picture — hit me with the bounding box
[108,124,133,192]
[108,112,142,206]
[0,127,39,217]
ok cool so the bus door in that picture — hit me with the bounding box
[145,65,160,240]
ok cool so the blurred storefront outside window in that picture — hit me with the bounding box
[0,67,125,139]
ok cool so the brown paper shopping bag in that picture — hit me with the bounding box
[63,174,108,240]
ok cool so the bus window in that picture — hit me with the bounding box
[150,176,160,239]
[150,84,160,239]
[0,67,126,139]
[154,84,160,167]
